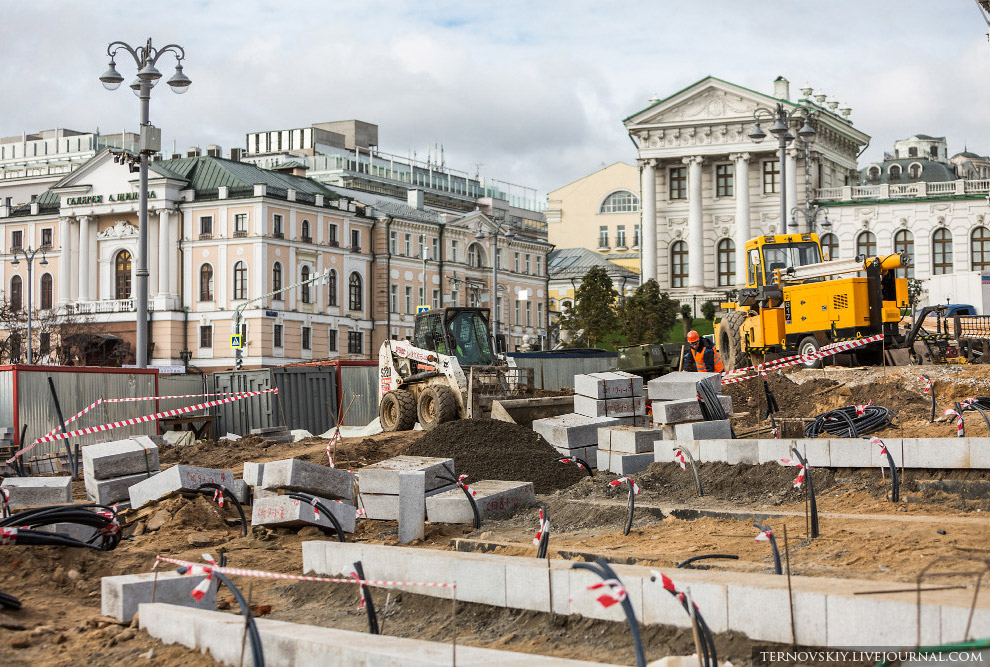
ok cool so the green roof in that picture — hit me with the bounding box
[151,156,341,197]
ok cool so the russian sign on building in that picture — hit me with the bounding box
[66,191,156,206]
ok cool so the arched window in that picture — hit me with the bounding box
[114,250,132,300]
[933,228,954,275]
[348,272,362,310]
[894,230,915,279]
[272,262,282,301]
[867,166,881,182]
[233,261,248,300]
[199,264,214,301]
[9,275,22,311]
[301,266,311,303]
[855,231,876,259]
[327,269,338,307]
[40,273,53,310]
[820,233,839,261]
[599,190,640,213]
[716,239,735,286]
[889,165,902,180]
[467,243,485,268]
[909,162,922,179]
[670,241,688,289]
[301,219,311,241]
[972,227,990,271]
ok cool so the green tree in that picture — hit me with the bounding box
[567,266,618,346]
[619,279,679,344]
[700,300,717,322]
[680,303,693,338]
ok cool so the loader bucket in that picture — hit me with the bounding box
[490,396,574,428]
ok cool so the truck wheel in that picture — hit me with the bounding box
[380,390,417,432]
[417,385,458,431]
[717,310,746,371]
[799,336,822,369]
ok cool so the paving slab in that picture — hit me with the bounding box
[533,413,623,448]
[1,476,72,508]
[574,371,641,399]
[651,399,704,425]
[398,471,426,543]
[825,438,876,468]
[825,590,940,646]
[82,437,160,480]
[357,455,454,494]
[260,458,354,501]
[672,419,732,441]
[251,494,356,533]
[647,372,722,400]
[597,426,661,454]
[641,574,728,632]
[358,483,457,521]
[615,415,651,427]
[726,439,760,465]
[127,465,236,509]
[85,471,154,505]
[904,437,970,468]
[596,450,655,475]
[573,395,645,419]
[427,480,536,524]
[971,438,990,469]
[102,571,215,623]
[756,438,799,464]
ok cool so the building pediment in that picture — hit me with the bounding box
[625,77,778,130]
[97,220,139,239]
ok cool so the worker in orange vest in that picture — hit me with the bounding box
[683,330,723,373]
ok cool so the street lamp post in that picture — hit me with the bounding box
[475,218,515,353]
[748,103,816,234]
[10,246,49,364]
[99,38,191,368]
[790,204,831,235]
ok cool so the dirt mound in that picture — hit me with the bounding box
[405,419,585,494]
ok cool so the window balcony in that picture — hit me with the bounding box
[328,239,339,248]
[301,235,312,244]
[273,231,284,239]
[233,230,248,238]
[198,233,213,240]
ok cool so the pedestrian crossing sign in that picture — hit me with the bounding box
[417,305,430,313]
[231,334,244,349]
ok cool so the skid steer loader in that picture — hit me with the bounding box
[378,307,557,431]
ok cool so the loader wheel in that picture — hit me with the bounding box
[417,385,458,431]
[380,390,417,432]
[717,310,747,371]
[798,336,822,369]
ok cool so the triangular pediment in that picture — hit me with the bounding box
[625,77,786,129]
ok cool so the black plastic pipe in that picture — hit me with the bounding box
[284,491,346,542]
[791,448,819,539]
[573,560,645,667]
[352,560,380,635]
[196,483,248,537]
[753,522,783,575]
[554,455,594,477]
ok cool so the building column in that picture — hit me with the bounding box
[640,159,657,283]
[78,215,91,301]
[786,147,799,228]
[167,209,179,297]
[68,219,79,302]
[684,156,705,291]
[158,209,170,297]
[57,216,71,305]
[731,153,751,286]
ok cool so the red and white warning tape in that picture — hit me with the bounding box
[0,527,17,545]
[653,570,697,609]
[755,528,773,542]
[8,388,279,463]
[919,376,933,394]
[557,456,586,470]
[609,477,641,494]
[721,334,884,385]
[588,578,627,608]
[854,400,873,417]
[944,408,964,437]
[326,427,341,467]
[673,449,687,471]
[457,474,477,497]
[533,508,549,546]
[778,458,806,488]
[870,436,889,457]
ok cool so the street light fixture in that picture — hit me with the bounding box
[100,38,190,368]
[10,246,49,364]
[475,217,516,353]
[749,102,816,233]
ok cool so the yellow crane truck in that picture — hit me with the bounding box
[715,233,909,370]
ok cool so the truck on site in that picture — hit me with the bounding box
[715,232,910,370]
[377,307,570,431]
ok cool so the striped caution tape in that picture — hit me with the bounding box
[7,389,278,463]
[156,555,456,589]
[722,334,884,385]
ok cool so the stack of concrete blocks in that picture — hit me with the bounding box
[356,456,455,521]
[128,464,245,509]
[250,458,356,534]
[532,371,647,466]
[426,480,537,524]
[648,371,733,440]
[82,436,161,507]
[1,476,72,509]
[596,426,663,475]
[250,426,292,443]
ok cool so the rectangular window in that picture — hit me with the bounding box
[274,324,283,348]
[347,330,363,354]
[41,228,53,248]
[496,248,502,269]
[328,329,338,352]
[418,286,424,308]
[330,224,340,247]
[525,255,531,274]
[418,234,425,258]
[598,226,609,249]
[450,288,458,306]
[537,304,543,329]
[10,229,23,250]
[273,214,283,238]
[514,252,520,273]
[514,300,520,325]
[199,216,213,237]
[669,167,687,199]
[388,229,396,254]
[199,325,213,348]
[526,301,532,327]
[762,161,780,194]
[450,240,458,263]
[39,332,51,356]
[350,228,360,251]
[432,289,440,310]
[234,213,248,234]
[633,225,640,248]
[302,326,311,350]
[616,225,627,248]
[390,285,398,313]
[536,256,542,275]
[405,286,412,313]
[716,164,734,197]
[432,237,439,261]
[404,233,412,256]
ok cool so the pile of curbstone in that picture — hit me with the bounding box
[596,425,664,475]
[356,455,455,521]
[648,371,733,440]
[249,458,356,534]
[128,464,248,510]
[82,436,162,507]
[1,476,72,509]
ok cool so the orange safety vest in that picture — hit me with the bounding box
[690,343,724,373]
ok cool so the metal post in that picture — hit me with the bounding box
[778,132,788,234]
[136,80,151,368]
[25,253,33,364]
[492,229,499,351]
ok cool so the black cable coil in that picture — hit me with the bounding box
[0,503,122,551]
[804,405,895,438]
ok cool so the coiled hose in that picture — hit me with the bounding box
[0,503,122,551]
[804,405,895,437]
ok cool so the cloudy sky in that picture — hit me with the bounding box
[2,1,987,198]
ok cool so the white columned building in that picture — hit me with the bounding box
[640,159,657,282]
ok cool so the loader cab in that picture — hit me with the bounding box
[745,234,823,288]
[413,307,495,367]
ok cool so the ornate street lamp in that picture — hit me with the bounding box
[749,103,816,233]
[10,246,49,364]
[475,217,516,352]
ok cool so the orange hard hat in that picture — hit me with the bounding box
[687,330,700,343]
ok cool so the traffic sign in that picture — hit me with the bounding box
[231,334,244,349]
[417,305,430,313]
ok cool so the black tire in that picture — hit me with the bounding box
[798,336,822,369]
[717,310,746,372]
[380,390,417,432]
[417,385,458,431]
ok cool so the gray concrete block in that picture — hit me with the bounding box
[505,558,552,613]
[698,439,729,462]
[642,576,728,632]
[242,461,264,486]
[615,415,650,427]
[357,455,454,494]
[358,483,456,520]
[726,439,760,465]
[85,471,154,505]
[656,440,700,464]
[598,426,660,454]
[792,439,832,468]
[757,438,799,464]
[824,591,940,646]
[574,371,639,399]
[672,419,732,441]
[574,394,645,418]
[127,465,236,509]
[231,479,250,505]
[453,551,507,606]
[970,438,990,469]
[533,413,623,448]
[398,471,426,543]
[596,450,654,475]
[904,437,969,468]
[253,486,278,500]
[651,399,704,424]
[1,476,72,508]
[610,370,645,395]
[251,494,356,533]
[825,438,875,467]
[647,371,722,400]
[427,480,536,524]
[102,571,215,623]
[82,437,160,480]
[260,458,355,501]
[38,520,99,544]
[727,582,828,646]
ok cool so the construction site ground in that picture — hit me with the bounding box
[2,364,989,665]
